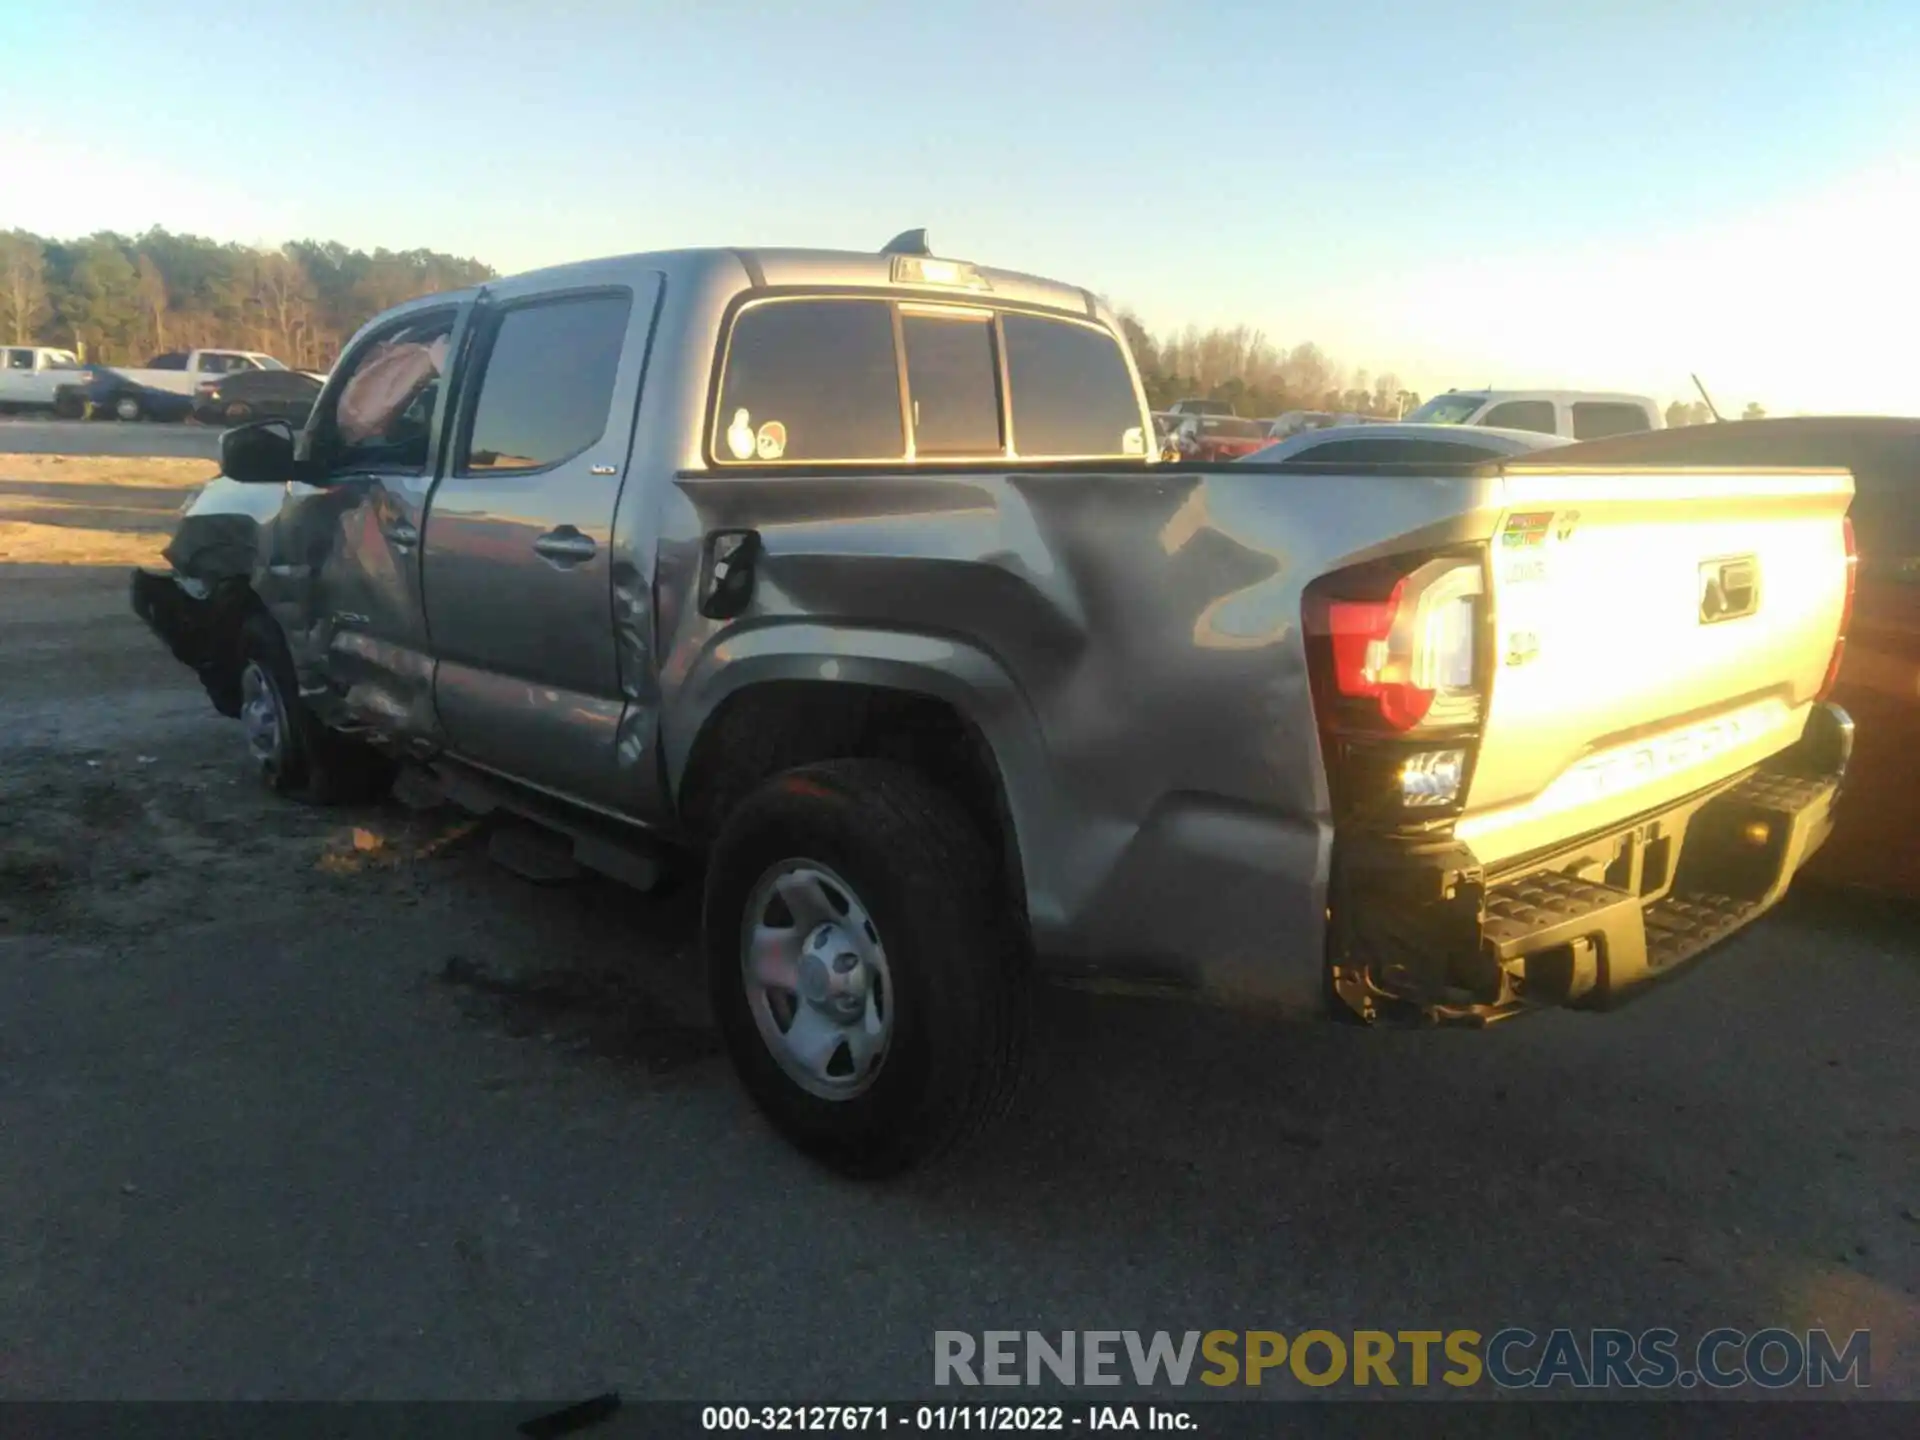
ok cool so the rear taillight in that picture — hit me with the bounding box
[196,381,220,398]
[1816,515,1858,701]
[1312,559,1483,733]
[1305,553,1487,821]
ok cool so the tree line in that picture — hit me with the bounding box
[0,227,494,370]
[0,228,1764,421]
[1115,312,1419,419]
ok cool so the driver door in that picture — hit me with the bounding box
[270,299,473,749]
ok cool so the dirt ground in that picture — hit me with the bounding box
[2,462,1918,1407]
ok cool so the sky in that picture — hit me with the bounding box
[5,0,1917,414]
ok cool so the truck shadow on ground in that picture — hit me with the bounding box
[409,802,1918,1353]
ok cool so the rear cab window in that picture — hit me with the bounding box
[1571,401,1652,440]
[1291,437,1499,464]
[1480,400,1558,434]
[712,295,1144,465]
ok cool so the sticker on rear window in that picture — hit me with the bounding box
[1122,426,1145,455]
[726,408,756,460]
[1501,512,1553,547]
[755,420,787,461]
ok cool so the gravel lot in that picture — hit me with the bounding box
[1,461,1916,1407]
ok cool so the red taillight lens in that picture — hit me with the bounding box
[1308,558,1483,735]
[1325,579,1435,731]
[1817,514,1858,700]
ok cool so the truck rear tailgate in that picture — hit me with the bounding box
[1458,465,1853,868]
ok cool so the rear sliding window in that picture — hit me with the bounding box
[900,310,1001,456]
[713,297,1142,464]
[1571,402,1650,440]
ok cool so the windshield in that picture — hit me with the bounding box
[1406,394,1486,425]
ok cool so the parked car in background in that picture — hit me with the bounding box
[192,368,326,427]
[54,348,291,422]
[1531,415,1918,898]
[1241,422,1574,465]
[0,346,85,412]
[1166,398,1236,418]
[1407,389,1661,440]
[1265,410,1391,440]
[1175,414,1270,460]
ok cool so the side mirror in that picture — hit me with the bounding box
[221,418,296,485]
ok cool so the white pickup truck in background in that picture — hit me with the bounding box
[0,345,85,412]
[54,348,291,422]
[1408,389,1662,440]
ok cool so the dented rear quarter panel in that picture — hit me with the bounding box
[652,459,1512,1008]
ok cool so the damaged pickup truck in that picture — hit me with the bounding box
[131,232,1858,1175]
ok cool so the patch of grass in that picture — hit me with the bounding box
[0,455,215,489]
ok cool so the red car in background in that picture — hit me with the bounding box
[1176,415,1272,461]
[1542,416,1920,897]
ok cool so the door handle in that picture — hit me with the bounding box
[384,520,419,550]
[533,526,598,566]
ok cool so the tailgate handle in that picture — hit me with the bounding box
[1699,557,1759,623]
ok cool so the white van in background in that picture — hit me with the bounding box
[1406,390,1662,440]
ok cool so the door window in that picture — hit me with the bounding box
[323,311,458,474]
[6,349,32,371]
[1001,313,1143,458]
[901,310,1001,456]
[458,292,632,474]
[715,299,903,462]
[1480,400,1558,434]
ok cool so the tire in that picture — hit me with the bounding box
[235,611,395,805]
[704,759,1030,1177]
[112,394,143,423]
[53,392,85,420]
[224,400,254,424]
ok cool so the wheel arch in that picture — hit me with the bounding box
[667,626,1059,941]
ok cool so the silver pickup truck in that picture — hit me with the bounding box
[130,233,1858,1176]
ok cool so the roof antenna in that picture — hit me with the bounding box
[1690,372,1724,422]
[882,228,931,257]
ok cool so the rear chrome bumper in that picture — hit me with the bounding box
[1328,703,1852,1025]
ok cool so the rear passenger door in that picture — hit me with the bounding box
[422,274,663,803]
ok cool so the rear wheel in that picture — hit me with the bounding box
[236,612,395,805]
[704,759,1030,1177]
[112,394,143,422]
[223,400,254,423]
